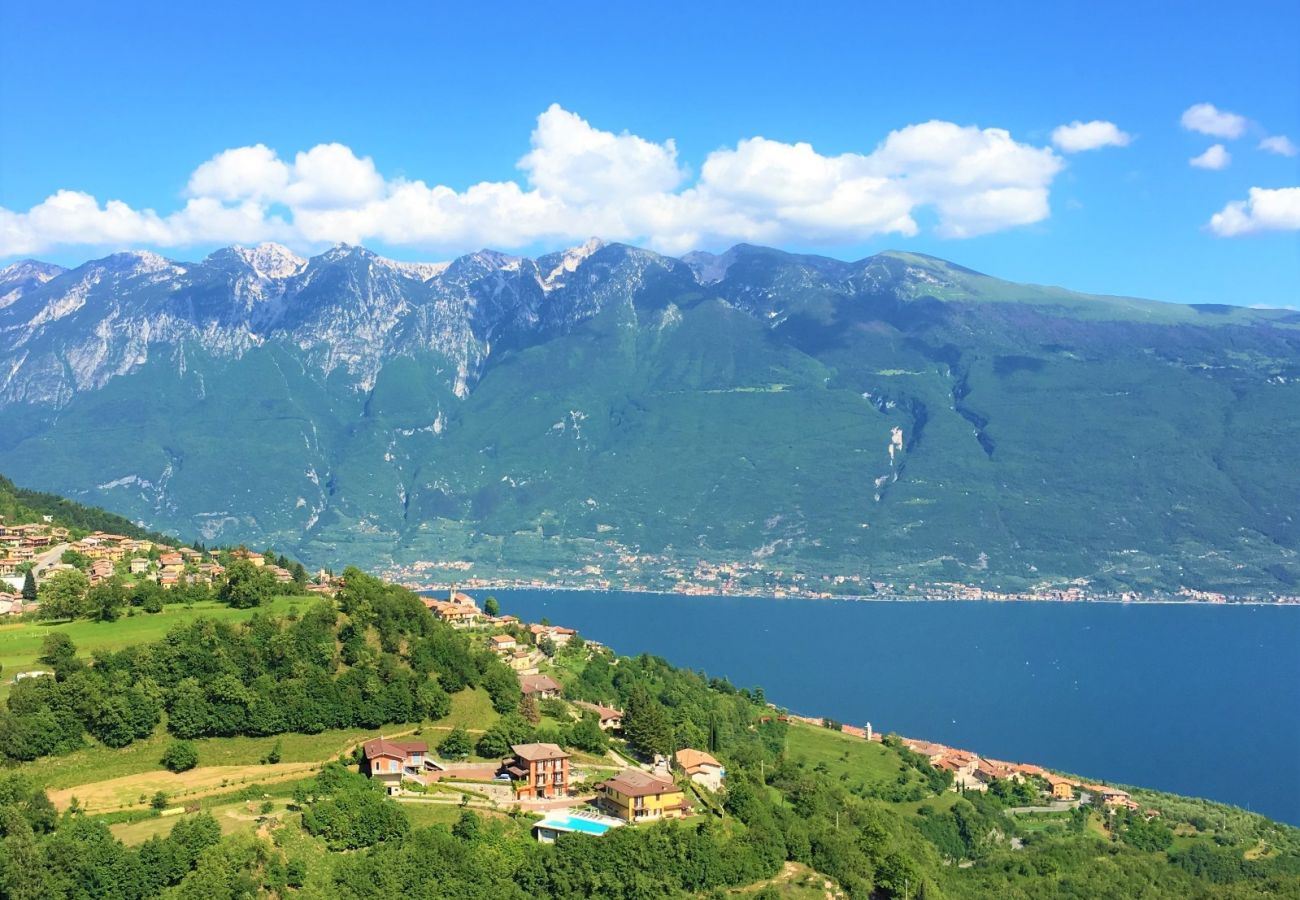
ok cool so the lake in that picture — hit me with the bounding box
[486,590,1300,826]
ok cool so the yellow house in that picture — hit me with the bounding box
[597,769,691,823]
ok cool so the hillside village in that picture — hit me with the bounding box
[353,585,1162,843]
[0,514,1177,833]
[0,516,337,617]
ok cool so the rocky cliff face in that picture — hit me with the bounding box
[0,240,1027,409]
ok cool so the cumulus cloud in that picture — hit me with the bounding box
[1207,186,1300,236]
[0,105,1069,258]
[1259,135,1298,157]
[1050,120,1133,152]
[1190,144,1231,170]
[1180,103,1247,139]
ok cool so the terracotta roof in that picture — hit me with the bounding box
[510,742,570,762]
[363,738,427,760]
[674,748,722,772]
[576,700,622,720]
[601,769,681,798]
[490,634,516,645]
[519,674,561,695]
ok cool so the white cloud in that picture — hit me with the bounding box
[1190,144,1231,170]
[1180,103,1247,139]
[1050,120,1133,152]
[1259,135,1298,157]
[520,104,686,204]
[0,106,1070,258]
[186,144,290,202]
[1208,186,1300,236]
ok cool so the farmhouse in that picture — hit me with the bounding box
[489,633,517,654]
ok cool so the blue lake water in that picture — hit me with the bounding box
[489,590,1300,826]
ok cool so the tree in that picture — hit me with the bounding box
[38,632,82,680]
[151,790,170,810]
[452,809,481,841]
[21,569,37,601]
[36,569,89,620]
[624,687,673,759]
[417,679,451,721]
[218,560,275,609]
[484,596,500,617]
[161,740,199,773]
[519,693,540,726]
[567,714,609,754]
[438,727,472,760]
[60,549,91,570]
[86,577,127,622]
[475,724,514,759]
[538,635,557,658]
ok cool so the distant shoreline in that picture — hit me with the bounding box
[401,579,1298,607]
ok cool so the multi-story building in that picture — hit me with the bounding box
[502,743,570,800]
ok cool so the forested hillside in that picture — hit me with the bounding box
[0,474,171,544]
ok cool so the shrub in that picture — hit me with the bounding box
[160,740,199,773]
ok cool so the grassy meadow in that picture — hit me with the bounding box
[784,722,930,796]
[0,595,310,697]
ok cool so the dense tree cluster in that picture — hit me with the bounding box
[0,569,518,763]
[0,774,222,900]
[298,765,409,850]
[567,651,782,766]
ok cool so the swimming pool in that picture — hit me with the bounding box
[533,811,624,841]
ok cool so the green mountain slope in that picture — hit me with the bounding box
[0,242,1297,595]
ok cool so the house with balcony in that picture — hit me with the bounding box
[502,742,571,800]
[361,738,429,794]
[597,769,691,823]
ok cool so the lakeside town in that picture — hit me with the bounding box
[384,553,1300,605]
[6,517,1295,609]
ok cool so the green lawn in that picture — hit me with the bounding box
[0,595,311,696]
[784,723,918,792]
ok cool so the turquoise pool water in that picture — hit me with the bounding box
[538,814,616,835]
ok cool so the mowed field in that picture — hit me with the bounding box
[0,595,312,697]
[783,722,919,791]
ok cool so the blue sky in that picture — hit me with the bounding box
[1,0,1297,305]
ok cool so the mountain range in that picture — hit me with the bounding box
[1,239,1297,595]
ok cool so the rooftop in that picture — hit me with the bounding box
[601,769,680,798]
[510,742,570,762]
